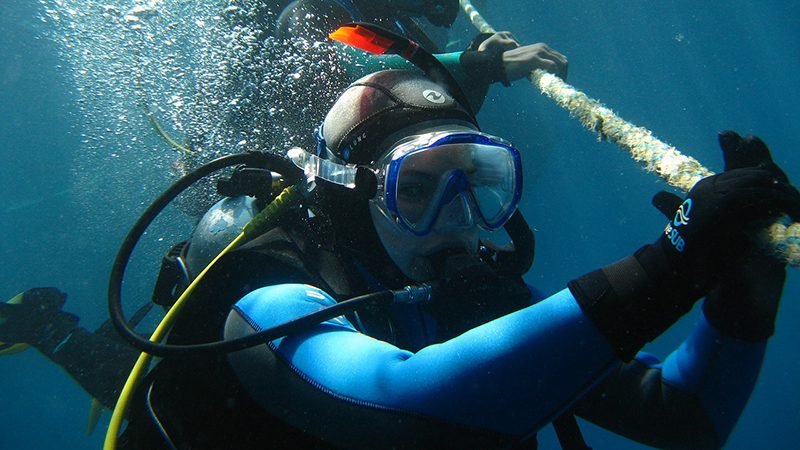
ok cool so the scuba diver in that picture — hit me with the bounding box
[3,22,798,450]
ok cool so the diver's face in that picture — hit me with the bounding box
[368,123,498,281]
[370,149,480,282]
[370,203,480,282]
[394,149,477,230]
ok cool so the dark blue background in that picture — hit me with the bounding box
[1,1,798,448]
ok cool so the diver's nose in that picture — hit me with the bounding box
[432,192,476,232]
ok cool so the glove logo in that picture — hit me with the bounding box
[663,199,691,253]
[673,199,692,227]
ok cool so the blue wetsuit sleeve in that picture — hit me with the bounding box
[661,312,765,445]
[574,312,766,449]
[229,286,618,438]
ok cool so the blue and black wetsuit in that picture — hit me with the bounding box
[225,263,764,449]
[113,192,767,449]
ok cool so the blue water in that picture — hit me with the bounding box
[1,1,798,448]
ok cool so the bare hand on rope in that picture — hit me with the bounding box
[464,31,568,88]
[478,31,569,82]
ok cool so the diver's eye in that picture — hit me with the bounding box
[397,172,436,202]
[398,181,430,200]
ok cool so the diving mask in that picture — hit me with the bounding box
[288,130,523,236]
[374,130,522,235]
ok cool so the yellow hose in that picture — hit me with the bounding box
[104,231,247,449]
[104,184,302,448]
[458,0,800,267]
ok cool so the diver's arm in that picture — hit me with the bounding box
[573,312,766,449]
[335,46,492,111]
[336,35,568,113]
[277,0,566,112]
[572,132,794,448]
[575,243,787,449]
[563,132,798,448]
[0,288,139,408]
[226,285,619,445]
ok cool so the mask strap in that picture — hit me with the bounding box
[315,122,327,158]
[288,148,378,200]
[496,211,535,275]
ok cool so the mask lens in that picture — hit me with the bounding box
[386,132,521,234]
[469,144,518,225]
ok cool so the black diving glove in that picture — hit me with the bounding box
[0,287,79,351]
[568,131,800,360]
[460,32,518,87]
[654,132,790,341]
[703,246,785,341]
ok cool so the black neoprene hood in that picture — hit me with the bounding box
[322,70,477,165]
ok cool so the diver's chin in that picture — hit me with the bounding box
[405,242,476,282]
[392,239,474,282]
[368,202,480,282]
[403,256,436,282]
[426,246,477,277]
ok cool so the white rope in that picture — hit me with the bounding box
[530,70,713,193]
[459,0,800,266]
[459,0,496,34]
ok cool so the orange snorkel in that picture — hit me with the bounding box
[329,22,476,121]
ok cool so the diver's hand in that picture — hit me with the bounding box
[460,32,568,86]
[477,32,569,82]
[652,131,795,340]
[648,131,800,292]
[477,31,521,53]
[569,131,799,360]
[501,42,568,82]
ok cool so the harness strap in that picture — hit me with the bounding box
[553,413,591,450]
